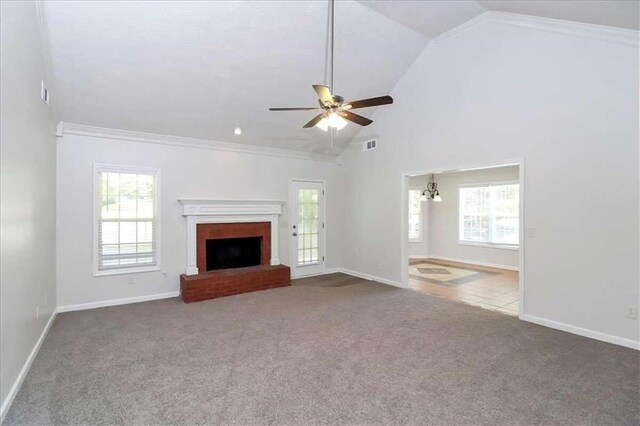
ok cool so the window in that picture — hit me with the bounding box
[408,188,422,241]
[95,165,160,275]
[459,182,519,247]
[297,188,321,265]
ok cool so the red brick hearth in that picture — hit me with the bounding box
[181,222,290,303]
[181,265,290,303]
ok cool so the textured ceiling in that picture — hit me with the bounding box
[44,1,638,156]
[43,1,428,155]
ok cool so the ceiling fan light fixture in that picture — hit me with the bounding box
[327,112,347,130]
[316,117,329,131]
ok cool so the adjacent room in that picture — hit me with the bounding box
[407,164,521,316]
[1,0,639,425]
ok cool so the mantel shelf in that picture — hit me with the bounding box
[178,199,284,216]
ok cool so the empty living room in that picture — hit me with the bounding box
[1,0,639,424]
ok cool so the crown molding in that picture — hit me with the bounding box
[56,122,338,163]
[433,11,639,47]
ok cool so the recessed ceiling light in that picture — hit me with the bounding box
[234,127,242,135]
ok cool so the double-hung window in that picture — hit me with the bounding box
[408,188,423,241]
[459,182,519,248]
[95,165,160,275]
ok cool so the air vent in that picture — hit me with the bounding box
[362,139,377,151]
[40,81,50,105]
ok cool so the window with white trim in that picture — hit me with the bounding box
[408,188,422,241]
[95,166,159,275]
[459,182,519,247]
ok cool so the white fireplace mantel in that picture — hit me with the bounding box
[178,199,284,275]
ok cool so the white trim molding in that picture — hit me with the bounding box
[521,314,640,350]
[329,267,404,288]
[57,291,180,313]
[433,11,639,48]
[178,199,284,275]
[0,311,57,423]
[57,122,337,163]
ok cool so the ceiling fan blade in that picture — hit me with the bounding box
[346,95,393,110]
[341,111,373,126]
[312,85,333,105]
[269,107,319,111]
[303,113,326,128]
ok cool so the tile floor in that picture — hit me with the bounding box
[408,258,519,316]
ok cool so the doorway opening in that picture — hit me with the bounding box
[401,161,524,317]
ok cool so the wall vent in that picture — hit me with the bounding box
[40,81,50,105]
[362,139,377,151]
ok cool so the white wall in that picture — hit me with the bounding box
[427,166,519,269]
[0,1,57,416]
[340,15,639,345]
[56,134,344,307]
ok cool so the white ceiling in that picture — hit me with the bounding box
[43,1,428,155]
[43,1,638,156]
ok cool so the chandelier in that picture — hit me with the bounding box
[421,174,441,202]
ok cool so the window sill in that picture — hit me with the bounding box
[94,266,160,277]
[458,241,519,251]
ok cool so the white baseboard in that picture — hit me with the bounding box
[329,267,404,288]
[428,255,519,271]
[57,291,180,313]
[0,310,57,423]
[521,314,639,350]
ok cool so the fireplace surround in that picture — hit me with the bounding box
[178,199,290,303]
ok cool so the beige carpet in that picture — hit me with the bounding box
[4,273,639,425]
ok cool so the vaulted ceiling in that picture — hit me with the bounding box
[43,1,638,156]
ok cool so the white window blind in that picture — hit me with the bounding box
[408,189,422,240]
[96,166,159,273]
[459,183,519,246]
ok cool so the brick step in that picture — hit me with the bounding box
[180,264,290,303]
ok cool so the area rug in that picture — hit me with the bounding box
[409,260,499,285]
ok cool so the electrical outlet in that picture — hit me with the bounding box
[625,307,638,319]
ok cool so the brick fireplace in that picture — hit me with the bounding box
[178,200,290,303]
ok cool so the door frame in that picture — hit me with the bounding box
[400,158,526,319]
[288,179,327,278]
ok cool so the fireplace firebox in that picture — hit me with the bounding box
[206,237,262,271]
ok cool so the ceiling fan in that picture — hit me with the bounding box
[268,0,393,131]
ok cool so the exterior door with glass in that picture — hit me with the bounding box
[289,180,325,277]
